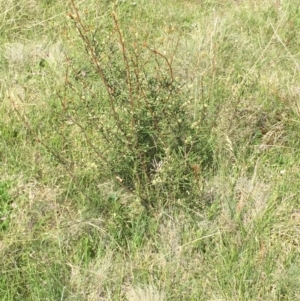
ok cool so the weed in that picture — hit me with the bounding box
[30,0,215,212]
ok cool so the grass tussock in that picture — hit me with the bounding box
[1,0,300,300]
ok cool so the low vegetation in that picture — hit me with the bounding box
[1,0,300,300]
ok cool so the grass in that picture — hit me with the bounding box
[1,0,300,300]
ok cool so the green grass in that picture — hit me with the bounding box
[1,0,300,300]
